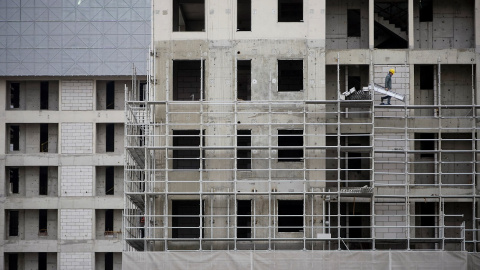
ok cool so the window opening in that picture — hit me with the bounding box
[10,82,20,109]
[10,125,20,151]
[278,0,303,22]
[173,130,204,169]
[105,209,114,232]
[172,200,202,238]
[40,81,49,110]
[416,133,435,158]
[38,252,47,270]
[105,253,113,270]
[347,9,361,37]
[39,209,48,234]
[173,60,205,100]
[106,166,114,195]
[278,60,303,92]
[278,200,303,232]
[237,60,251,100]
[9,168,19,194]
[415,202,436,239]
[139,82,147,102]
[237,0,251,31]
[420,65,434,90]
[237,200,252,238]
[40,124,48,152]
[237,130,252,170]
[278,130,303,162]
[173,0,205,32]
[106,81,115,109]
[106,124,115,152]
[348,76,361,92]
[8,254,18,270]
[419,0,433,22]
[39,167,48,195]
[9,210,19,236]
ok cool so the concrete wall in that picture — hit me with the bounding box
[326,0,369,49]
[95,166,124,196]
[95,210,122,240]
[96,123,125,154]
[5,210,57,240]
[6,124,58,154]
[5,81,59,111]
[5,166,58,197]
[96,80,128,110]
[95,252,122,270]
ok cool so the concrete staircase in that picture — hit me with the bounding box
[374,12,407,41]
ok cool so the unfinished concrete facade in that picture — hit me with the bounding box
[124,0,480,267]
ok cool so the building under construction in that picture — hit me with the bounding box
[124,0,480,268]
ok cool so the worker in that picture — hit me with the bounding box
[380,69,394,105]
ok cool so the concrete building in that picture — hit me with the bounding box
[123,0,480,268]
[0,1,150,269]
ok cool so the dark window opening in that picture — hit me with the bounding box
[39,167,48,195]
[38,252,47,270]
[237,60,251,100]
[415,202,436,240]
[419,0,433,22]
[173,130,204,169]
[10,83,20,109]
[105,253,114,270]
[347,152,362,170]
[278,130,303,162]
[173,60,205,100]
[40,124,48,152]
[347,9,361,37]
[139,82,147,101]
[237,200,251,238]
[340,202,371,242]
[40,81,49,110]
[278,200,303,232]
[106,124,115,152]
[9,210,19,236]
[105,209,114,232]
[39,209,48,234]
[237,0,251,31]
[416,133,435,158]
[10,125,20,151]
[237,130,252,170]
[8,254,18,270]
[278,0,303,22]
[172,200,202,238]
[278,60,303,92]
[420,65,434,90]
[106,166,114,195]
[106,81,115,109]
[173,0,205,32]
[348,76,361,92]
[9,168,19,194]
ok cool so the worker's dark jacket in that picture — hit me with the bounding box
[385,73,392,89]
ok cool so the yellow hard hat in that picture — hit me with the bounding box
[389,69,395,74]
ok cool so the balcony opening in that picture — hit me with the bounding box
[172,200,202,238]
[106,81,115,109]
[8,254,18,270]
[40,124,48,152]
[9,210,19,236]
[420,65,434,90]
[39,209,48,235]
[38,252,47,270]
[278,200,303,232]
[173,60,205,100]
[278,130,303,162]
[105,253,114,270]
[347,9,361,37]
[237,130,252,170]
[106,123,115,152]
[10,82,20,109]
[39,167,48,195]
[237,200,251,238]
[278,60,303,92]
[173,130,204,169]
[419,0,433,22]
[237,60,251,100]
[278,0,303,22]
[10,125,20,151]
[106,166,114,195]
[40,81,49,110]
[105,209,114,232]
[9,168,19,194]
[173,0,205,32]
[237,0,251,31]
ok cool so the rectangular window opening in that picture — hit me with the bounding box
[237,200,252,238]
[10,125,20,151]
[416,133,435,158]
[173,0,205,32]
[40,81,49,110]
[347,152,362,170]
[38,252,47,270]
[237,0,251,31]
[237,130,252,170]
[139,82,147,102]
[105,209,114,232]
[9,210,19,236]
[39,167,48,195]
[40,124,48,152]
[105,253,114,270]
[8,254,18,270]
[39,209,48,234]
[278,0,303,22]
[415,202,436,240]
[419,0,433,22]
[106,81,115,109]
[9,168,19,194]
[237,60,251,100]
[348,76,361,92]
[172,200,202,238]
[105,166,115,195]
[347,9,361,37]
[106,124,115,152]
[173,60,205,100]
[10,83,20,109]
[173,130,204,169]
[420,65,434,90]
[278,60,303,92]
[278,130,303,162]
[278,200,303,232]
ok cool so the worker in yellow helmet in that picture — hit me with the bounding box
[380,69,395,105]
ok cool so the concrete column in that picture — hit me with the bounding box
[475,0,480,250]
[369,0,374,49]
[408,0,414,49]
